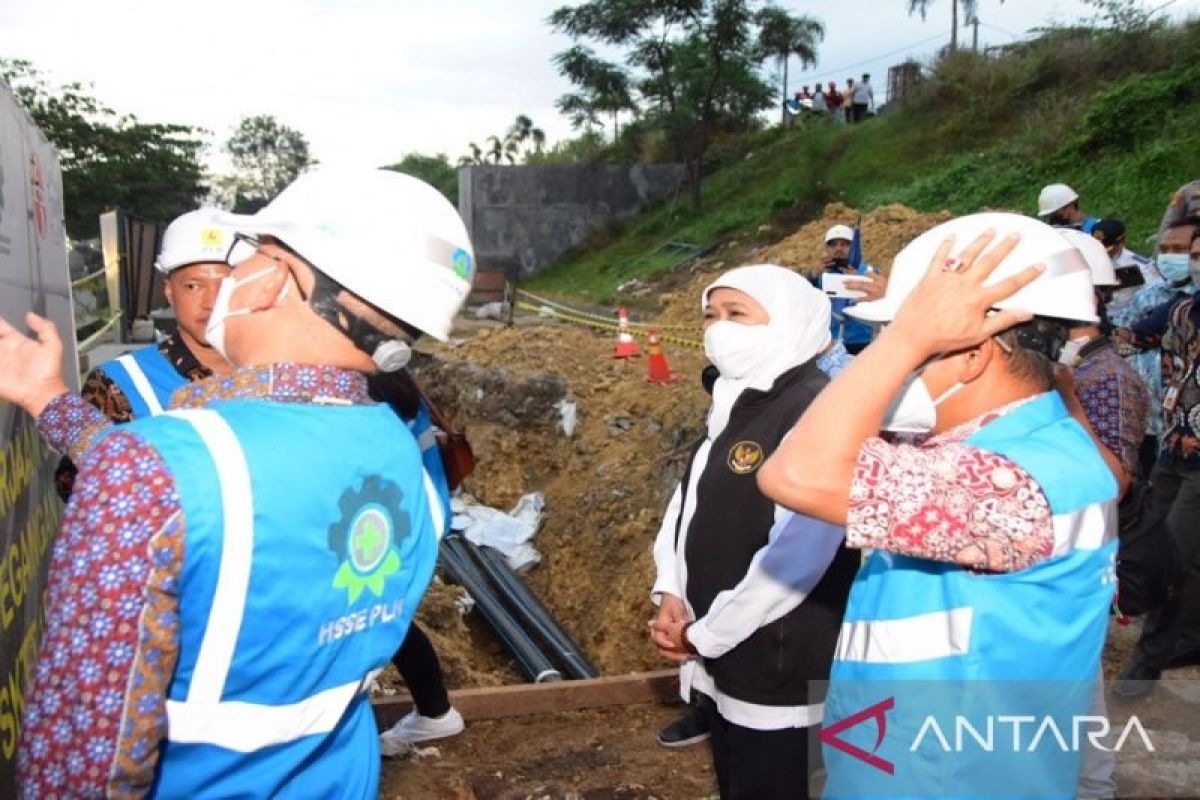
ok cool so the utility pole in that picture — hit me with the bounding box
[971,15,980,52]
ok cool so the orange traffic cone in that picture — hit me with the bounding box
[646,329,677,384]
[613,307,640,359]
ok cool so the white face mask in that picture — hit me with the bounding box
[703,320,772,380]
[880,362,967,434]
[1157,253,1191,285]
[204,266,287,360]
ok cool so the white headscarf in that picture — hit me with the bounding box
[701,264,832,437]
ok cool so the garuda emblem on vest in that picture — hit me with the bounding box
[728,441,765,475]
[328,476,411,604]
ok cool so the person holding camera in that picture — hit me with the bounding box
[813,224,883,355]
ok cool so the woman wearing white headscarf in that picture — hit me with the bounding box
[649,265,859,799]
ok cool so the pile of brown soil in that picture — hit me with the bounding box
[412,323,710,680]
[648,202,951,329]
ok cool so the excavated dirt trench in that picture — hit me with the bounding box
[385,202,956,689]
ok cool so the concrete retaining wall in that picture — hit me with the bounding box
[459,164,685,279]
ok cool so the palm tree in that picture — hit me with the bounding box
[756,7,825,124]
[506,114,547,158]
[907,0,984,53]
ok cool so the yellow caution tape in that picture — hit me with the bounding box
[516,301,704,350]
[515,289,702,332]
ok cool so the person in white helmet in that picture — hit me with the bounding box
[1037,182,1101,233]
[0,168,473,799]
[1056,229,1150,495]
[52,210,237,501]
[758,213,1120,798]
[1055,229,1148,800]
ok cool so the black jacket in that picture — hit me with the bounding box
[678,359,859,706]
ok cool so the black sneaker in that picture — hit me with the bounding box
[656,705,711,748]
[1111,660,1161,700]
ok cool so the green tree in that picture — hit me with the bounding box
[549,0,783,208]
[1,58,206,238]
[382,152,458,206]
[223,114,316,212]
[908,1,1004,52]
[553,46,638,139]
[507,114,548,158]
[458,115,548,166]
[755,5,824,124]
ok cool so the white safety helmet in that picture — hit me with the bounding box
[847,212,1098,325]
[155,209,238,273]
[218,169,474,341]
[1060,229,1117,287]
[825,224,854,244]
[1036,183,1079,217]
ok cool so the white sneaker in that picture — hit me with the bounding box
[379,708,465,756]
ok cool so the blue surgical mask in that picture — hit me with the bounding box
[1157,253,1191,285]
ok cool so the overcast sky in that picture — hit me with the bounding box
[2,0,1196,177]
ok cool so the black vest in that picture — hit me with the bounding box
[678,360,859,706]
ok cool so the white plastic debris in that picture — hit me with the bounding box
[453,589,476,616]
[451,492,546,571]
[557,398,578,438]
[472,301,508,320]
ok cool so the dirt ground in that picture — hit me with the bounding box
[378,619,1200,799]
[378,702,717,800]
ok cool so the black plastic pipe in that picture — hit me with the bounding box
[469,541,599,680]
[438,537,562,683]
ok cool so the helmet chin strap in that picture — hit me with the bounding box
[306,269,418,372]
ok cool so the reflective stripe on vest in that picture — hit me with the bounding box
[835,607,973,664]
[165,410,253,703]
[166,668,382,753]
[161,409,375,750]
[115,352,166,415]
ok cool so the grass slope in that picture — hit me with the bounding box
[530,23,1200,301]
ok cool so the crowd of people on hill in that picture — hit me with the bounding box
[0,170,1197,799]
[789,72,876,123]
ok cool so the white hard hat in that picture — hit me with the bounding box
[218,169,474,341]
[825,224,854,243]
[1036,183,1079,217]
[1059,229,1117,287]
[847,212,1098,325]
[155,209,238,273]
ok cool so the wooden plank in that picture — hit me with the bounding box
[373,670,679,729]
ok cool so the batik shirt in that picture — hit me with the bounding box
[19,364,372,799]
[847,397,1055,573]
[1072,338,1151,478]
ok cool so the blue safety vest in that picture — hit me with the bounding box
[99,344,188,418]
[822,392,1118,799]
[127,398,443,799]
[826,263,875,347]
[408,400,451,534]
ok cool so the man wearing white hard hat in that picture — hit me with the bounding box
[0,169,472,798]
[814,223,881,355]
[53,210,238,502]
[759,213,1119,798]
[1057,229,1150,495]
[90,210,236,420]
[1037,182,1101,234]
[1056,229,1149,800]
